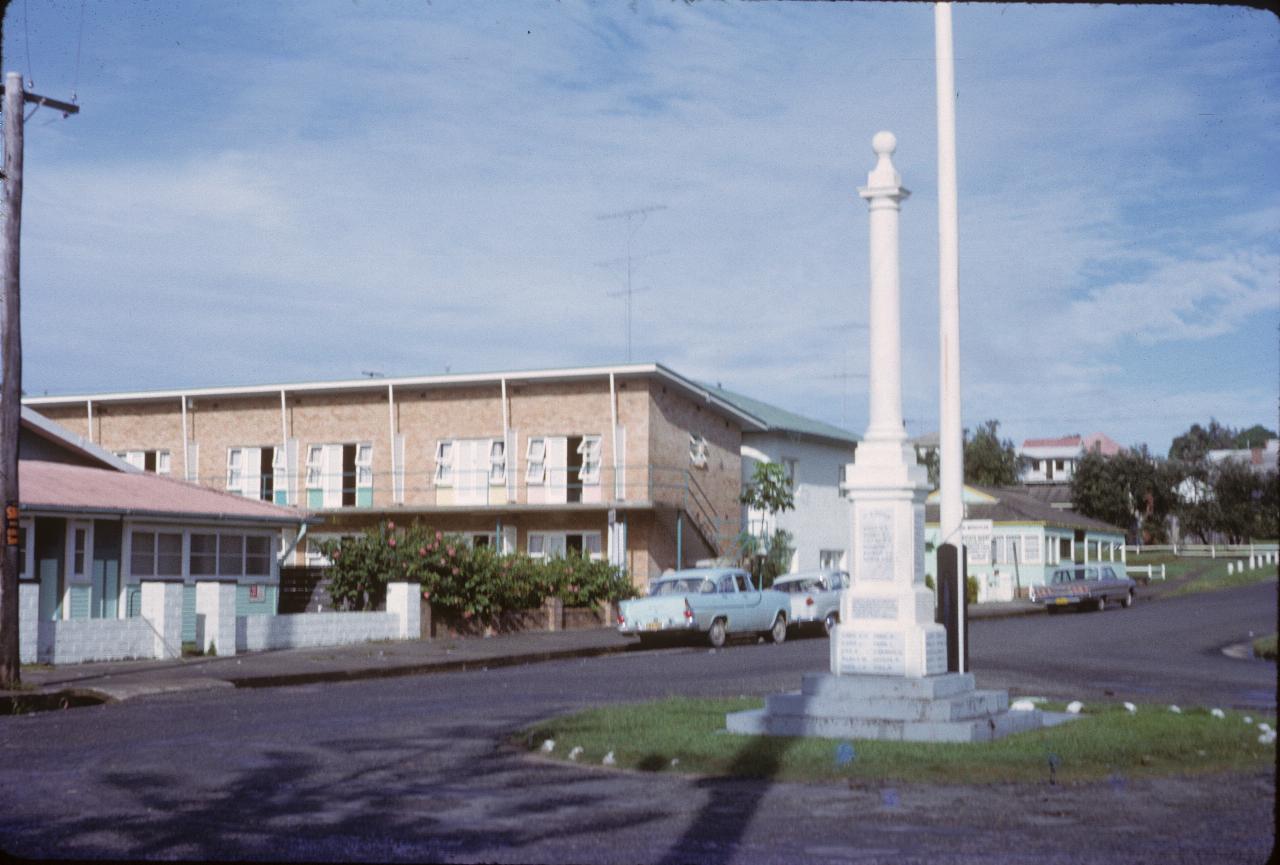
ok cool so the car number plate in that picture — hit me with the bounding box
[1054,598,1069,605]
[646,621,662,631]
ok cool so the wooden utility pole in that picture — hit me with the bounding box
[0,72,78,685]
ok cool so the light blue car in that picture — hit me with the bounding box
[617,567,791,648]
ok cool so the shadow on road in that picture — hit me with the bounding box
[656,730,793,865]
[1,722,673,861]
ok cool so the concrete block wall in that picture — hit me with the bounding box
[19,582,38,664]
[237,610,399,652]
[386,581,421,639]
[196,581,239,656]
[37,618,154,664]
[141,581,184,659]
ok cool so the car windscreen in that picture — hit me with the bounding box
[775,578,823,593]
[648,578,712,596]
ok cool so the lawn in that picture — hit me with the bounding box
[519,697,1276,785]
[1165,563,1278,597]
[1253,634,1278,661]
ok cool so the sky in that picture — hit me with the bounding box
[3,1,1278,456]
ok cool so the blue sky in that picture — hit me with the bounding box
[5,1,1278,455]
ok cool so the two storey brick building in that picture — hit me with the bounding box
[26,363,773,585]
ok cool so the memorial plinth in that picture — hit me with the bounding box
[726,131,1043,743]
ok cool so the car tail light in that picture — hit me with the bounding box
[684,600,694,620]
[617,612,626,625]
[805,596,815,606]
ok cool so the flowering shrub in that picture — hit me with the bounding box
[321,522,636,621]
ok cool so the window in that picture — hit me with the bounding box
[577,436,601,484]
[219,535,245,576]
[17,526,26,577]
[226,448,244,491]
[819,549,846,571]
[117,449,171,475]
[526,438,546,483]
[356,443,373,487]
[305,446,324,488]
[435,441,454,485]
[1022,535,1042,564]
[528,531,601,560]
[245,536,272,576]
[190,533,217,576]
[465,532,497,549]
[130,531,183,577]
[782,458,798,490]
[489,441,506,484]
[73,528,87,575]
[689,434,709,468]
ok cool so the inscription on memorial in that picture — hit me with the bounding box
[850,597,898,620]
[838,630,905,675]
[859,509,894,581]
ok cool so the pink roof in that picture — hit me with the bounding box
[19,460,305,525]
[1082,432,1124,457]
[1022,435,1082,449]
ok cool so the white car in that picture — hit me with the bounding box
[771,569,850,634]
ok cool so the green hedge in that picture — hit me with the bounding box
[319,522,636,622]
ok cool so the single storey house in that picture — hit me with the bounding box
[924,485,1127,603]
[16,407,310,662]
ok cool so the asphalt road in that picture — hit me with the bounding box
[0,582,1274,864]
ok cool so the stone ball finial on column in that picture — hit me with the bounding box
[867,130,903,190]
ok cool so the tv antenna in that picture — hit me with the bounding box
[596,204,667,362]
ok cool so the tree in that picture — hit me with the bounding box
[1071,450,1133,535]
[1234,424,1277,450]
[1071,445,1182,543]
[1212,461,1279,544]
[738,461,795,588]
[963,420,1020,487]
[1168,419,1237,464]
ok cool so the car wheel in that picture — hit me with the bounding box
[708,619,727,649]
[769,614,787,644]
[1096,596,1107,612]
[823,612,838,635]
[1122,590,1133,609]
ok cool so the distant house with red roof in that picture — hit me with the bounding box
[1017,432,1124,485]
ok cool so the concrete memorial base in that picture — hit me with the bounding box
[724,672,1044,743]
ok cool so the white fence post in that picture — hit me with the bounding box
[18,582,38,663]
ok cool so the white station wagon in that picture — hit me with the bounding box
[771,569,850,634]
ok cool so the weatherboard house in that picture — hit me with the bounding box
[924,485,1127,602]
[23,363,858,586]
[14,407,310,664]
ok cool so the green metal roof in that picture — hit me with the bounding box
[702,384,859,445]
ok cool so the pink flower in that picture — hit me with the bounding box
[452,567,460,575]
[387,520,396,531]
[422,590,431,600]
[388,538,397,548]
[569,584,579,594]
[446,546,455,556]
[435,531,443,541]
[463,610,472,620]
[419,547,427,557]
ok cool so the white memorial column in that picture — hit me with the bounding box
[834,132,947,679]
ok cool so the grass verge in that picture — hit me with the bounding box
[1253,634,1278,661]
[1166,565,1278,597]
[518,697,1276,785]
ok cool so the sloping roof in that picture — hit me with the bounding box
[925,484,1124,535]
[1082,432,1124,457]
[1022,435,1081,449]
[20,406,136,472]
[701,385,859,445]
[20,460,308,526]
